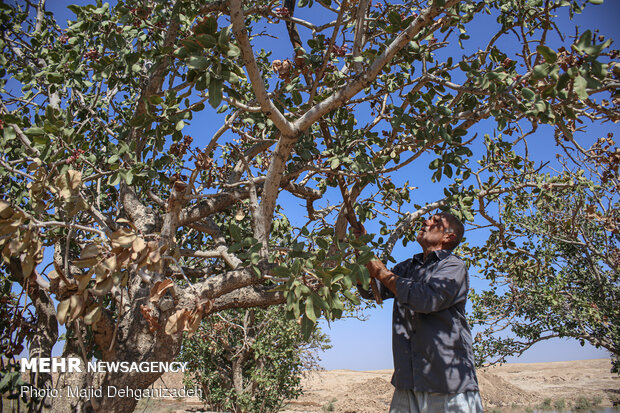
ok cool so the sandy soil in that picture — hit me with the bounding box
[148,358,619,412]
[278,358,619,413]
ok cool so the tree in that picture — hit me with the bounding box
[0,0,617,411]
[464,136,619,366]
[179,306,330,413]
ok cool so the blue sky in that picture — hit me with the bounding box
[36,0,620,370]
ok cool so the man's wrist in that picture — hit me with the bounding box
[374,267,398,295]
[374,267,385,278]
[377,268,394,282]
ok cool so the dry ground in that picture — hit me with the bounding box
[143,358,618,412]
[281,358,619,413]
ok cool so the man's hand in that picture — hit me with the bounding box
[366,259,386,278]
[366,258,398,295]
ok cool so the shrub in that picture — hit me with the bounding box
[553,398,566,411]
[179,307,330,413]
[573,395,602,411]
[539,398,552,409]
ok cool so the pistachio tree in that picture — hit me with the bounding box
[0,0,617,411]
[464,135,619,366]
[179,306,331,413]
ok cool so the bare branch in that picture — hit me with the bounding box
[229,0,295,136]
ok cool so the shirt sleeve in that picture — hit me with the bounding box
[394,256,468,314]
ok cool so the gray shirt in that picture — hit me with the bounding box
[360,250,479,394]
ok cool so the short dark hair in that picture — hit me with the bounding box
[440,212,464,250]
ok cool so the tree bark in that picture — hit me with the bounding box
[49,283,183,413]
[27,284,58,412]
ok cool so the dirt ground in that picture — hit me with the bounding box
[146,358,619,413]
[280,359,619,413]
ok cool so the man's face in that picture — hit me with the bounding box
[416,214,451,250]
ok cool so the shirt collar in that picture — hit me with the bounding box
[413,249,452,264]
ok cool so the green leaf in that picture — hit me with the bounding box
[292,90,302,105]
[227,45,241,58]
[47,72,63,83]
[33,135,50,146]
[300,315,314,340]
[0,371,20,393]
[223,71,239,83]
[536,45,557,64]
[521,87,536,101]
[195,34,216,49]
[532,63,553,79]
[311,293,330,312]
[316,237,329,250]
[273,266,290,278]
[388,11,401,27]
[67,4,82,15]
[343,289,360,305]
[175,120,185,131]
[208,78,223,108]
[123,170,134,185]
[108,172,121,186]
[188,56,209,71]
[573,75,588,99]
[149,95,163,104]
[195,16,218,35]
[3,126,16,142]
[218,26,231,46]
[574,30,592,54]
[534,100,546,113]
[556,73,570,92]
[305,298,316,322]
[93,3,109,14]
[25,127,45,136]
[591,61,608,79]
[229,223,242,241]
[357,251,375,265]
[359,266,370,290]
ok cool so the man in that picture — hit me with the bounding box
[358,212,483,413]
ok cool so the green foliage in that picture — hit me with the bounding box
[179,307,330,413]
[465,140,619,365]
[0,359,31,407]
[0,0,617,408]
[573,395,602,411]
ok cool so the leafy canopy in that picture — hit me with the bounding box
[0,0,617,409]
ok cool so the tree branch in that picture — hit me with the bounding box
[228,0,295,136]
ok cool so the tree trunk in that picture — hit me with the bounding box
[27,286,58,412]
[51,334,92,413]
[48,279,183,413]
